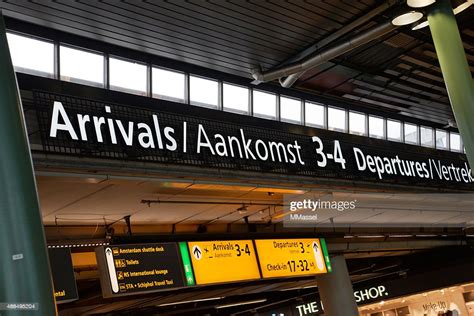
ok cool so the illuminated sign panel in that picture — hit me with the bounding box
[31,91,473,190]
[96,243,190,297]
[95,238,332,297]
[188,240,260,285]
[255,239,328,278]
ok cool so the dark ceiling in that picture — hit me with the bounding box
[1,1,474,125]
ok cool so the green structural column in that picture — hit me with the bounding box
[315,255,359,316]
[427,0,474,168]
[0,13,57,315]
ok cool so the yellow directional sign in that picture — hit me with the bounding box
[188,240,260,285]
[255,239,328,278]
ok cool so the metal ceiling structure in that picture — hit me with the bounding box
[37,174,474,228]
[0,0,473,126]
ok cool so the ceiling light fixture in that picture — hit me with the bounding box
[158,297,223,307]
[407,0,436,8]
[412,0,473,30]
[412,20,429,30]
[392,11,424,26]
[454,0,473,14]
[216,299,267,309]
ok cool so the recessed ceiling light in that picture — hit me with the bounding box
[407,0,436,8]
[392,11,424,26]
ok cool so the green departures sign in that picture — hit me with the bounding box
[320,239,332,273]
[179,242,195,286]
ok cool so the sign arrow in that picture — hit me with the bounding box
[312,241,325,271]
[105,247,119,293]
[192,245,202,260]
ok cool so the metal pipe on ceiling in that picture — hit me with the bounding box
[279,0,400,88]
[251,21,397,84]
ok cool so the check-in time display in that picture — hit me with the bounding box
[255,239,328,278]
[188,240,260,285]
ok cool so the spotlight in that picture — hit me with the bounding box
[392,11,424,26]
[197,224,207,233]
[265,219,273,227]
[407,0,436,8]
[237,204,248,214]
[105,227,114,240]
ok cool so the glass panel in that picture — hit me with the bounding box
[349,112,367,136]
[369,116,385,139]
[305,102,325,128]
[60,46,104,87]
[420,126,434,147]
[450,132,461,151]
[253,90,276,119]
[404,123,418,144]
[436,129,448,149]
[387,119,402,142]
[189,76,218,108]
[152,67,185,102]
[327,107,347,132]
[280,96,301,123]
[223,83,249,113]
[6,32,54,77]
[109,57,147,95]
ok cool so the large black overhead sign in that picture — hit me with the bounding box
[48,248,78,304]
[95,243,187,297]
[33,91,473,189]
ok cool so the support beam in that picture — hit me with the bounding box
[315,255,359,316]
[427,0,474,168]
[0,13,57,315]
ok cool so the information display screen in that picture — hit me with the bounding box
[255,238,329,278]
[188,240,260,285]
[96,243,191,297]
[96,238,332,298]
